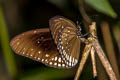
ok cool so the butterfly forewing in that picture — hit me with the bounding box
[49,16,81,67]
[10,28,70,68]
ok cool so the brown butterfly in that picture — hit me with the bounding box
[10,16,83,68]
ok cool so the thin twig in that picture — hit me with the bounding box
[90,22,117,80]
[78,0,92,25]
[113,26,120,54]
[91,47,97,77]
[77,0,118,79]
[74,22,117,80]
[101,21,120,80]
[93,40,117,80]
[74,44,92,80]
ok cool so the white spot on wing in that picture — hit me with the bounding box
[52,58,54,61]
[58,57,61,62]
[62,46,64,49]
[45,54,49,57]
[68,30,70,32]
[34,57,36,59]
[54,63,57,65]
[75,59,78,64]
[58,64,61,67]
[38,51,41,54]
[41,36,44,39]
[38,58,40,60]
[67,61,69,65]
[69,56,72,62]
[54,57,57,61]
[33,30,37,33]
[73,57,75,63]
[45,59,48,63]
[62,26,64,29]
[62,64,65,67]
[69,62,71,66]
[37,41,40,43]
[42,59,44,62]
[49,62,52,65]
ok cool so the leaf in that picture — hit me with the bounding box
[85,0,117,18]
[0,7,17,79]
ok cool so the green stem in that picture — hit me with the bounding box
[0,6,17,79]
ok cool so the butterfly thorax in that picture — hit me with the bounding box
[76,25,90,44]
[76,25,82,38]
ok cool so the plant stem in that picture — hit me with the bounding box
[74,44,92,80]
[0,6,17,79]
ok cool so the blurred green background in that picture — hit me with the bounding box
[0,0,120,80]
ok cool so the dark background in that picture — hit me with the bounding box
[0,0,120,80]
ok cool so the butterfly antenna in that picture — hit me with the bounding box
[76,21,82,32]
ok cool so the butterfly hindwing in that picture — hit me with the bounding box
[49,16,81,67]
[10,28,70,68]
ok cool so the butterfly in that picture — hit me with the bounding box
[10,16,85,68]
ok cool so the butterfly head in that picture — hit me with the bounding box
[76,21,82,38]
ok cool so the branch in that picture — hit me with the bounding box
[91,47,97,78]
[76,0,117,79]
[74,44,92,80]
[101,21,120,79]
[89,22,117,80]
[93,40,117,80]
[78,0,92,25]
